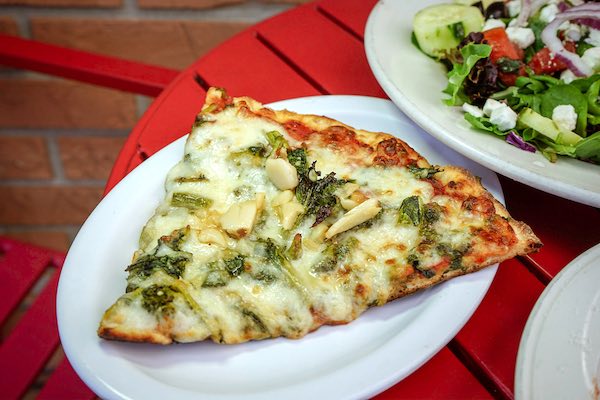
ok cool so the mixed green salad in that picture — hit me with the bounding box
[412,0,600,163]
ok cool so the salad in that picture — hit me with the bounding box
[412,0,600,163]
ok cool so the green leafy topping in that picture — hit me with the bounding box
[248,145,268,157]
[295,159,347,226]
[141,285,178,315]
[202,261,229,288]
[126,253,188,281]
[437,243,471,271]
[420,203,443,244]
[287,233,303,260]
[175,174,208,183]
[253,270,277,284]
[265,130,289,153]
[240,308,268,332]
[398,195,422,226]
[312,237,358,273]
[406,253,435,278]
[408,165,442,179]
[125,231,190,291]
[171,192,213,209]
[287,148,309,175]
[224,254,245,277]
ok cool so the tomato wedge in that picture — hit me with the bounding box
[482,27,522,63]
[482,28,527,86]
[528,42,577,75]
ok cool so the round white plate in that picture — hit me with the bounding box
[515,244,600,400]
[364,0,600,208]
[57,96,500,400]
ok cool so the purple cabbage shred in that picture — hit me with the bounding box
[506,131,536,152]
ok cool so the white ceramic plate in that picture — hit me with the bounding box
[515,243,600,400]
[57,96,500,400]
[364,0,600,208]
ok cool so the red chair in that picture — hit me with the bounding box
[0,236,95,399]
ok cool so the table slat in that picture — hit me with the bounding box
[376,347,492,399]
[0,238,60,326]
[38,357,95,400]
[194,32,321,104]
[454,258,546,398]
[499,176,600,279]
[317,0,378,39]
[257,4,386,97]
[0,269,61,399]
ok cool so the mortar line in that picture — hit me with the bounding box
[45,134,66,182]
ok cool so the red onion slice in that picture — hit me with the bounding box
[541,3,600,76]
[516,0,550,27]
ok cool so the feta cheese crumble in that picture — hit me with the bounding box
[552,105,577,132]
[506,27,535,49]
[483,99,517,131]
[539,4,559,24]
[582,47,600,72]
[507,0,521,18]
[483,18,506,31]
[585,29,600,47]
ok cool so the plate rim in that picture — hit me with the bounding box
[364,0,600,208]
[57,94,499,400]
[514,243,600,400]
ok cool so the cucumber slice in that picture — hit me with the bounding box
[413,4,484,58]
[518,108,583,146]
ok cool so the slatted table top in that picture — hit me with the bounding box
[100,1,600,398]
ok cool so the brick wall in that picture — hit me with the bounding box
[0,0,307,253]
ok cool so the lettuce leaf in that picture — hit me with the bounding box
[442,43,492,106]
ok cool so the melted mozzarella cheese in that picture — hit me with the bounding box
[102,99,482,344]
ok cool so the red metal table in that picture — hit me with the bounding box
[1,0,599,398]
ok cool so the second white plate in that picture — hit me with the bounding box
[365,0,600,208]
[515,243,600,400]
[57,96,500,400]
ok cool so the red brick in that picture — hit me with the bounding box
[58,136,126,180]
[1,230,71,252]
[0,136,53,179]
[0,186,104,225]
[0,16,19,36]
[0,0,120,7]
[138,0,242,9]
[0,78,137,129]
[30,18,251,69]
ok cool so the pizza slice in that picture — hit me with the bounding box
[98,87,541,345]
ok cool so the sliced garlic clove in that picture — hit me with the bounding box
[340,197,359,210]
[336,182,359,199]
[280,201,304,230]
[265,158,299,190]
[309,223,329,243]
[272,190,294,207]
[325,198,381,239]
[255,192,266,211]
[219,199,259,239]
[197,228,228,247]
